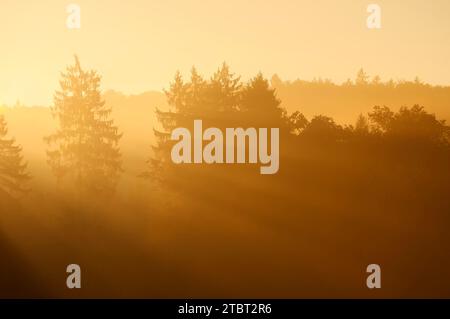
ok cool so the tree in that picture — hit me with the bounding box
[149,70,187,178]
[300,115,344,143]
[240,73,285,128]
[368,105,394,133]
[45,56,122,196]
[368,104,450,145]
[0,115,30,196]
[388,105,449,145]
[208,63,241,116]
[355,114,370,134]
[355,68,369,85]
[288,111,309,135]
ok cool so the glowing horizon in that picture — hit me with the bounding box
[1,0,450,106]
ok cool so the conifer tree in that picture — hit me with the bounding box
[240,73,285,128]
[0,115,30,196]
[147,64,241,179]
[355,68,369,85]
[45,56,122,195]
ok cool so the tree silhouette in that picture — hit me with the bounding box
[355,68,369,85]
[240,73,285,128]
[369,104,450,145]
[368,105,394,133]
[45,56,122,196]
[288,111,309,135]
[147,71,186,180]
[148,63,242,179]
[354,114,370,134]
[0,115,30,196]
[300,115,344,143]
[208,63,241,116]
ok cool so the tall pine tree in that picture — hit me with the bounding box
[0,115,30,196]
[45,56,122,196]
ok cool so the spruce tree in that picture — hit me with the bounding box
[0,115,30,196]
[45,56,122,196]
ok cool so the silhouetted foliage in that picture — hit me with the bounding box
[45,56,122,196]
[148,64,287,182]
[354,114,370,134]
[0,115,30,196]
[288,111,309,135]
[240,73,285,127]
[355,68,370,86]
[300,115,345,144]
[369,104,450,145]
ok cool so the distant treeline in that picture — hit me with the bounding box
[272,68,450,124]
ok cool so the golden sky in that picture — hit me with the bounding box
[1,0,449,105]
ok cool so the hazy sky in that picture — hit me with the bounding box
[1,0,449,105]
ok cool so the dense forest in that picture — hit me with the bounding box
[1,58,450,298]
